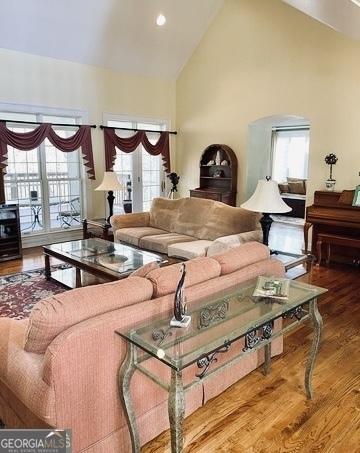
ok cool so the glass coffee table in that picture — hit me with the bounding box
[43,238,167,288]
[117,279,327,453]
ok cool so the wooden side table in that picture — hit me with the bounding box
[82,218,114,242]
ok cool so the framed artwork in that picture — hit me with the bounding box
[352,185,360,207]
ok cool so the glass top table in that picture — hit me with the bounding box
[118,279,326,371]
[117,278,327,453]
[43,238,167,288]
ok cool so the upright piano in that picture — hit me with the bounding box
[305,190,360,264]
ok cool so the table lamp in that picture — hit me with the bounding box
[241,177,292,246]
[95,172,124,223]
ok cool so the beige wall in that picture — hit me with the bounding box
[176,0,360,204]
[0,48,176,218]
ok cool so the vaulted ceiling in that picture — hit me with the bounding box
[0,0,223,78]
[0,0,358,81]
[282,0,360,40]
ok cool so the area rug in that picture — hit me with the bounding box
[0,266,69,320]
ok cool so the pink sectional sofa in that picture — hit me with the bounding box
[0,242,285,452]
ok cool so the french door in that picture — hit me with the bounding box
[2,111,84,234]
[107,119,167,213]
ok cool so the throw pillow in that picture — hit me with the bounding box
[287,177,307,193]
[278,183,289,193]
[129,260,160,277]
[288,181,306,195]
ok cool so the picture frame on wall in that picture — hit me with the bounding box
[352,185,360,207]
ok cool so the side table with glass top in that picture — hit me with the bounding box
[116,279,327,453]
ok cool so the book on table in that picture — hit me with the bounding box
[253,276,290,300]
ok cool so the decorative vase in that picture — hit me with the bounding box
[325,179,336,191]
[215,150,221,166]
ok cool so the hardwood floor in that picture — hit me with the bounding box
[143,263,360,453]
[0,224,359,452]
[0,246,61,276]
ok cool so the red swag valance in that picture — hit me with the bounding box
[104,128,171,173]
[0,121,95,180]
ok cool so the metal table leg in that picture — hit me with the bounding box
[168,369,185,453]
[263,342,271,376]
[118,343,140,453]
[305,299,323,399]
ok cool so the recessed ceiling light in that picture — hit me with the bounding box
[350,0,360,7]
[156,14,166,26]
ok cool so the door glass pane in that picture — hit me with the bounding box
[141,145,162,212]
[112,127,135,214]
[3,125,44,233]
[44,131,82,230]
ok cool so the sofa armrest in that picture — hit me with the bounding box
[110,212,150,232]
[207,230,262,256]
[41,297,174,448]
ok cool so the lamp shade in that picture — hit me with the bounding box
[241,179,291,214]
[95,172,124,191]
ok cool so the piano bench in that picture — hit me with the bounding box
[316,234,360,266]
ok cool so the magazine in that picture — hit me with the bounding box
[253,276,290,300]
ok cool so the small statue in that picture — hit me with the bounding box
[215,150,221,166]
[167,172,180,199]
[170,263,191,328]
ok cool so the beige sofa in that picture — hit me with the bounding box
[0,243,284,452]
[111,197,262,260]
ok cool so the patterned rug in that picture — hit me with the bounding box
[0,266,69,320]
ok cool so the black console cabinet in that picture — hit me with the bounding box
[0,204,22,262]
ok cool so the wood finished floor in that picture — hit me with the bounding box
[143,263,360,453]
[0,224,359,452]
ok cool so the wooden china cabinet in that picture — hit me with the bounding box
[190,144,238,206]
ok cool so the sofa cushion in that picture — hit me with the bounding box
[170,198,260,240]
[168,240,213,260]
[139,233,196,254]
[24,276,153,354]
[110,212,149,230]
[149,197,182,232]
[146,257,221,298]
[207,230,262,256]
[212,242,270,275]
[115,227,168,246]
[149,197,260,241]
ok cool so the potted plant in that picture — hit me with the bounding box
[324,153,338,191]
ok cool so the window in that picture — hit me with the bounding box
[2,111,84,234]
[106,117,167,213]
[271,128,310,184]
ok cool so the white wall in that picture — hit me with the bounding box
[0,47,176,220]
[176,0,360,205]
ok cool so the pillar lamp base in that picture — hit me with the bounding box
[260,212,273,247]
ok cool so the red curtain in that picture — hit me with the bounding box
[0,121,96,180]
[104,128,170,173]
